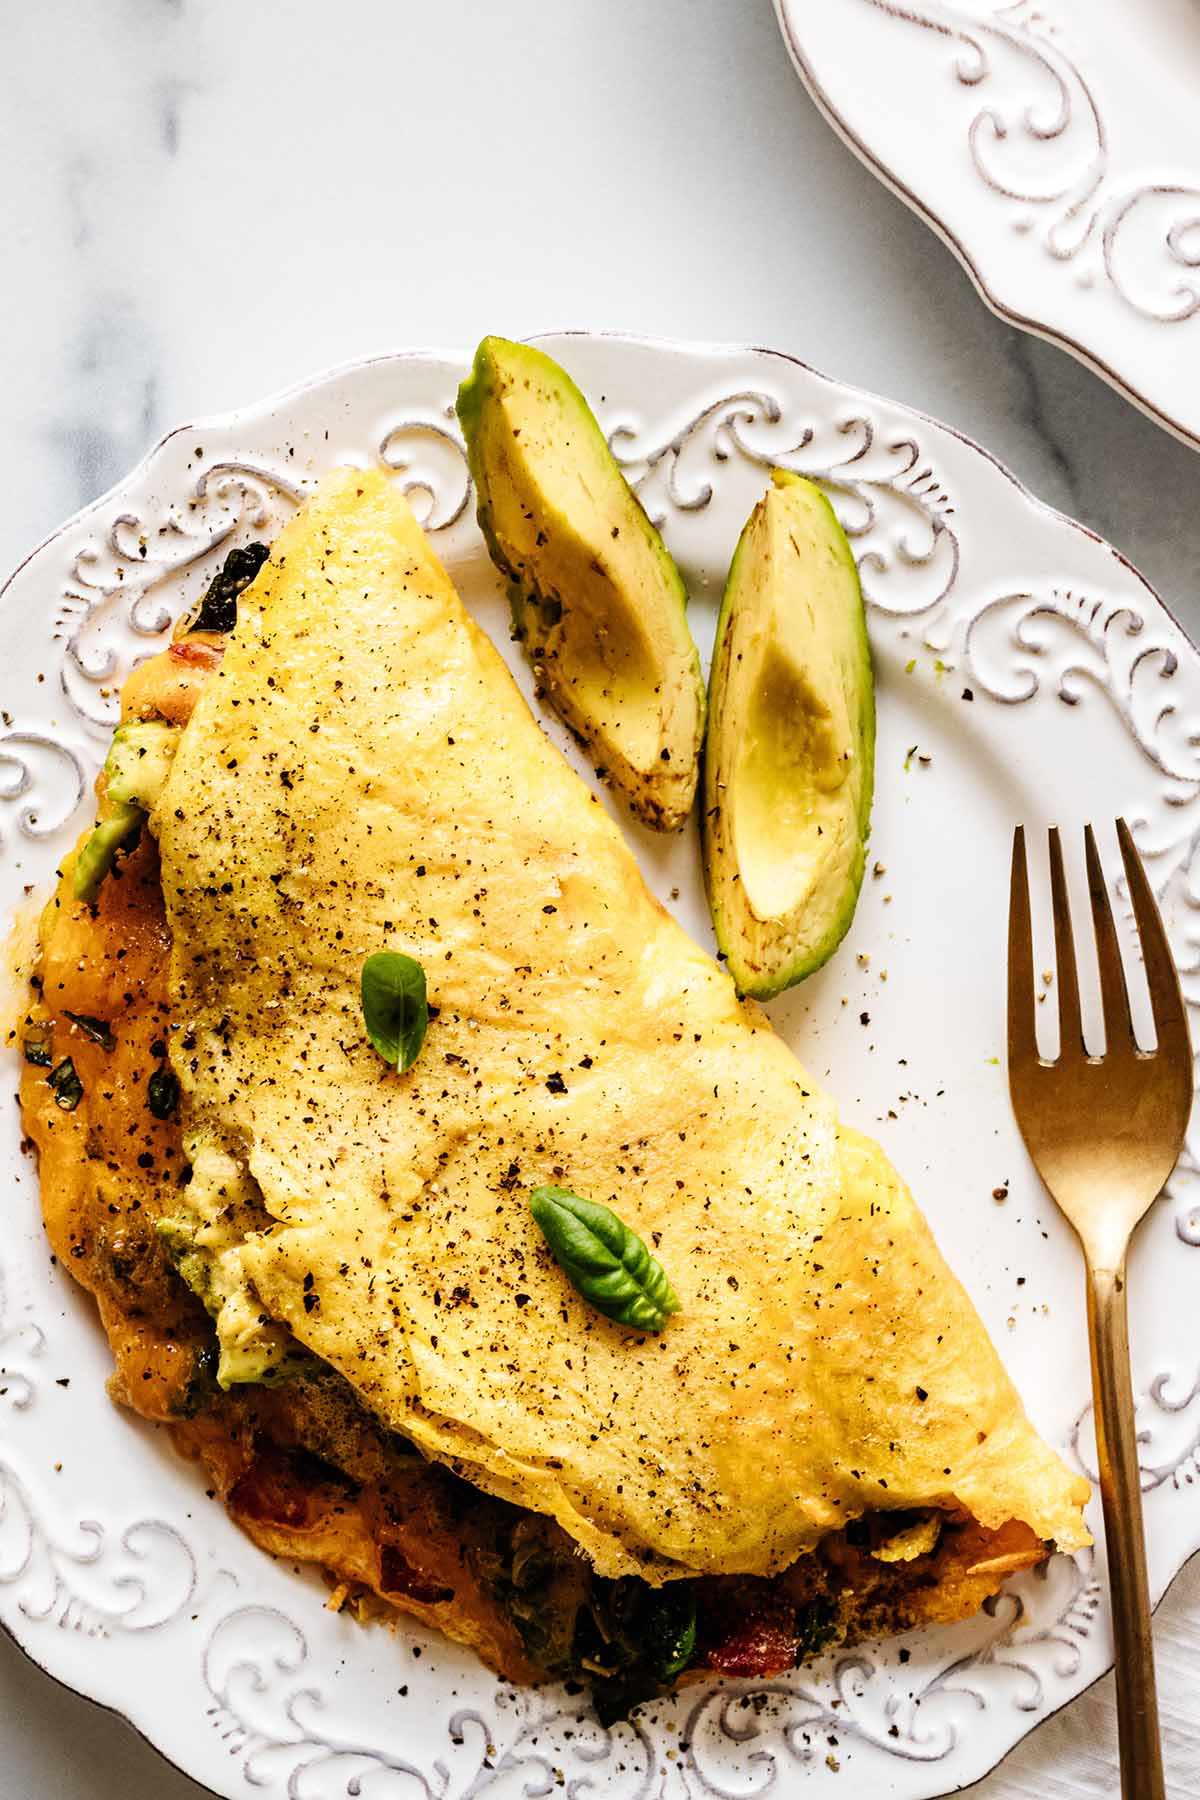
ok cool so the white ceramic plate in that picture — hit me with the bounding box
[2,334,1199,1800]
[774,0,1200,450]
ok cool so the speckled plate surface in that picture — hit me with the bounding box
[774,0,1200,451]
[2,334,1199,1799]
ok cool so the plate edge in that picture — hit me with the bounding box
[770,0,1200,457]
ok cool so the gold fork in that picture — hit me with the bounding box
[1008,819,1192,1800]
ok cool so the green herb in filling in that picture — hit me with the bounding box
[642,1583,697,1680]
[48,1057,83,1112]
[795,1595,837,1660]
[573,1575,698,1724]
[22,1029,53,1067]
[64,1012,115,1051]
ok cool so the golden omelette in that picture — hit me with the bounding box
[145,467,1089,1589]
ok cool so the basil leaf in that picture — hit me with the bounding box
[361,951,428,1071]
[529,1185,680,1333]
[48,1057,84,1112]
[190,541,269,634]
[644,1584,697,1681]
[65,1011,115,1051]
[147,1068,180,1120]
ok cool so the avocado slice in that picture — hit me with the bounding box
[72,802,144,904]
[702,471,875,997]
[72,722,182,904]
[457,337,704,832]
[105,720,180,810]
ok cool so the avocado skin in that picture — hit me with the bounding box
[456,341,524,595]
[72,802,144,905]
[457,337,704,832]
[702,472,875,998]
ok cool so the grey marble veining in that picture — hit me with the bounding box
[1,1,1197,1797]
[50,301,161,507]
[1004,334,1085,519]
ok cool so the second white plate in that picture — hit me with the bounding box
[774,0,1200,450]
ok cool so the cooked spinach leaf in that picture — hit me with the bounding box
[643,1584,697,1680]
[190,541,269,634]
[65,1011,115,1051]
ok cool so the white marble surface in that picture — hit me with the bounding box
[0,1,1197,1795]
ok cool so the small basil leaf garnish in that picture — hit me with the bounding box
[147,1068,180,1120]
[64,1011,116,1051]
[528,1185,680,1333]
[361,951,428,1072]
[22,1031,53,1067]
[48,1057,84,1112]
[190,541,269,634]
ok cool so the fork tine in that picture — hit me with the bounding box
[1084,824,1134,1053]
[1047,827,1084,1057]
[1115,818,1190,1061]
[1008,826,1038,1066]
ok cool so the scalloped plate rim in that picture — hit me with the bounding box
[771,0,1200,454]
[2,331,1198,1800]
[5,1555,1196,1800]
[0,328,1177,637]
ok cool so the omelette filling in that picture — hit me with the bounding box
[16,505,1088,1718]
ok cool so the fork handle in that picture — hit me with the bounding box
[1085,1258,1165,1800]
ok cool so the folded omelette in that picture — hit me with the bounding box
[20,467,1088,1706]
[153,468,1086,1580]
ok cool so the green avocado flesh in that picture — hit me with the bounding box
[702,471,875,998]
[457,337,705,832]
[72,722,182,904]
[105,721,180,809]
